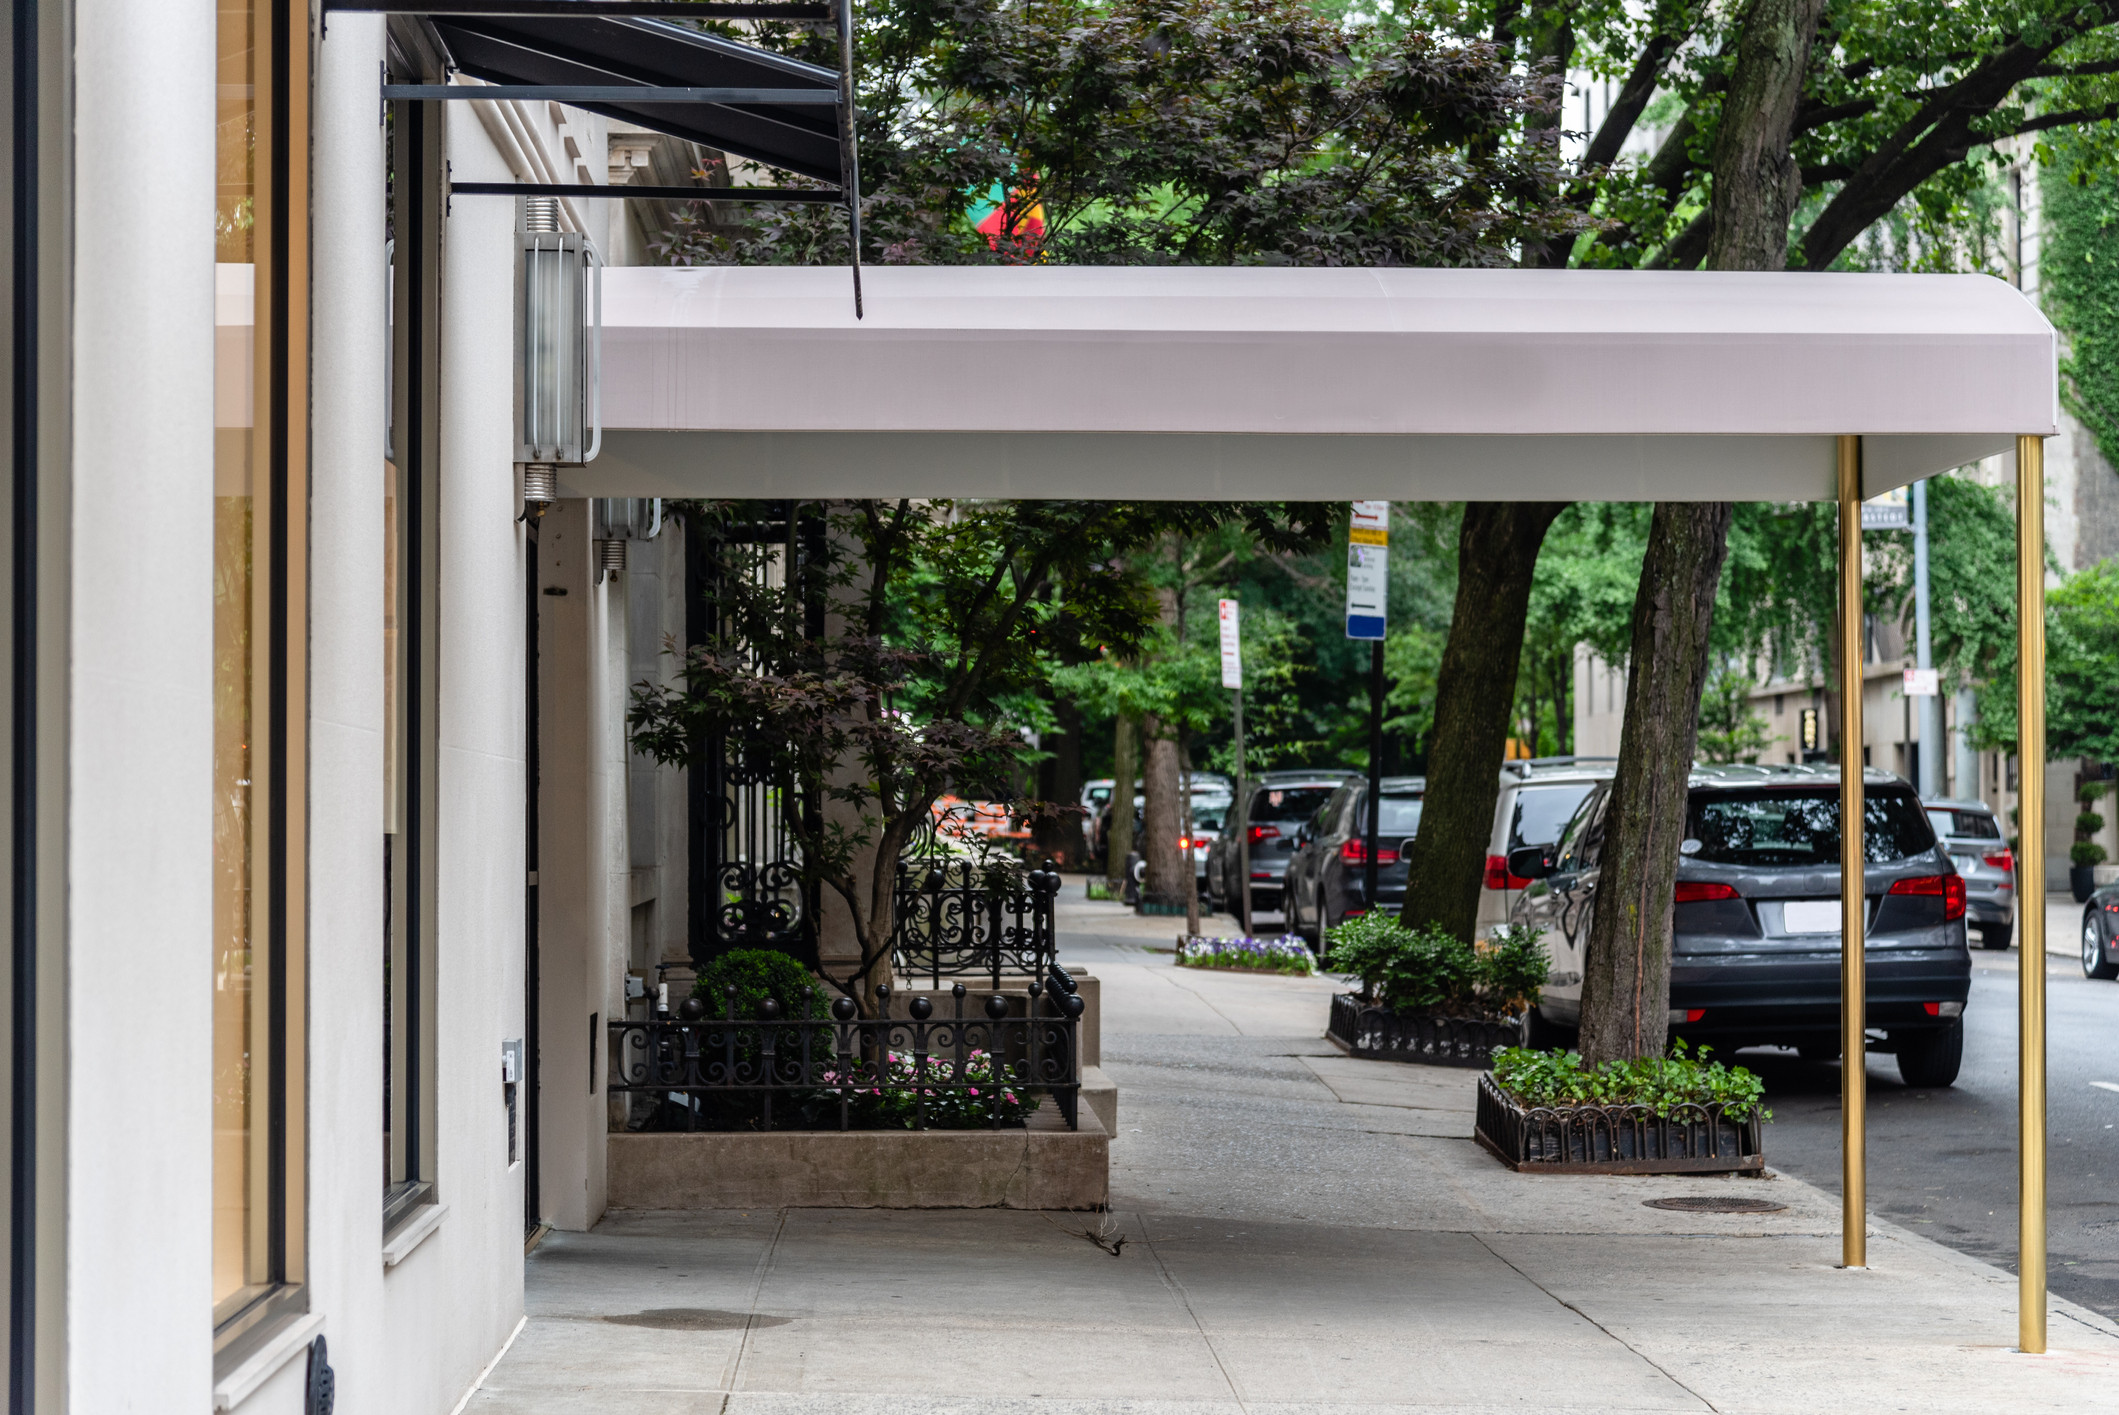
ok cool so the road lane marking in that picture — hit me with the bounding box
[2093,1082,2119,1094]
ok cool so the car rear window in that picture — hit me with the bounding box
[1687,788,1936,866]
[1925,808,2000,841]
[1251,786,1337,823]
[1510,783,1597,851]
[1375,795,1422,836]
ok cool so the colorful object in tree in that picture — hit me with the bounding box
[967,179,1046,256]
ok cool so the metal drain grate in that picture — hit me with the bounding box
[1643,1195,1787,1214]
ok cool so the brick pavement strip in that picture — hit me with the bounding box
[474,891,2119,1414]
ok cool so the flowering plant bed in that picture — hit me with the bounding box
[1473,1044,1766,1174]
[1176,934,1317,975]
[1326,992,1520,1067]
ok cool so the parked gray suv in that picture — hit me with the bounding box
[1202,773,1357,919]
[1509,764,1971,1088]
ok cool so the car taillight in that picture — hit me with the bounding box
[1983,849,2014,872]
[1673,881,1739,903]
[1889,873,1966,921]
[1248,824,1281,845]
[1683,1008,1706,1023]
[1483,854,1530,891]
[1341,839,1399,865]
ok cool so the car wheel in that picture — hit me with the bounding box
[1978,918,2013,951]
[2085,913,2119,980]
[1895,1018,1963,1088]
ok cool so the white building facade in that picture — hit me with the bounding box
[3,3,723,1410]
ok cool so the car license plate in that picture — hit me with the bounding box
[1782,900,1841,934]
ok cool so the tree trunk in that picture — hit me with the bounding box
[1108,713,1139,885]
[1705,0,1826,272]
[1399,503,1568,940]
[1034,697,1085,867]
[1579,503,1735,1064]
[1141,726,1185,907]
[1576,0,1822,1062]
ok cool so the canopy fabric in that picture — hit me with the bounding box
[430,15,841,182]
[577,265,2055,503]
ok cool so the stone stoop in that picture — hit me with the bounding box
[607,1104,1110,1211]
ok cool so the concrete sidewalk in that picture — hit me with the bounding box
[472,894,2119,1413]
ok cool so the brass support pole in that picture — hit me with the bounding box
[2017,433,2048,1353]
[1837,435,1868,1269]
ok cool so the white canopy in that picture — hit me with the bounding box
[576,265,2056,503]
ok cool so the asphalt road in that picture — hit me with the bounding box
[1752,940,2119,1321]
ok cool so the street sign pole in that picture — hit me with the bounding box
[1346,503,1390,931]
[1219,599,1248,936]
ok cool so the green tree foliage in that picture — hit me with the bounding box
[659,0,1587,267]
[629,498,1325,1009]
[2042,129,2119,472]
[1695,665,1775,763]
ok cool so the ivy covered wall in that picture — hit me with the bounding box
[2043,137,2119,472]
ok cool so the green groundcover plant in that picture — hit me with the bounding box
[1177,935,1317,976]
[1491,1041,1769,1122]
[1325,916,1546,1021]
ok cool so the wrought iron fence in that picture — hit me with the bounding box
[610,974,1085,1133]
[1474,1073,1764,1174]
[892,859,1061,989]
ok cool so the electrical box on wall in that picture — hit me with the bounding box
[503,1039,524,1164]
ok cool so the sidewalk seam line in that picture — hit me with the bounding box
[1134,1210,1252,1413]
[721,1207,791,1411]
[1470,1232,1721,1413]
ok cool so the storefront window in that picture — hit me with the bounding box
[213,0,261,1320]
[213,0,307,1347]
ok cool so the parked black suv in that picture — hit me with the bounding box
[1203,773,1356,918]
[1510,764,1970,1088]
[1286,776,1425,944]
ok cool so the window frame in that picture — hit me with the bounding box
[212,0,311,1370]
[382,24,444,1235]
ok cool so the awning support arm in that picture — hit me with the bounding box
[326,1,833,17]
[451,181,843,202]
[382,84,840,104]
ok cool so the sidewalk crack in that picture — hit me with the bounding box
[1134,1211,1251,1413]
[1470,1232,1719,1413]
[719,1208,790,1411]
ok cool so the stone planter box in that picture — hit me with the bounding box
[607,1102,1109,1211]
[1472,1073,1764,1175]
[1326,992,1518,1068]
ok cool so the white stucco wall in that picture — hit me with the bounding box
[68,0,216,1409]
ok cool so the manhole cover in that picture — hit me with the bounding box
[1643,1196,1786,1214]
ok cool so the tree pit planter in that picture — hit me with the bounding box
[1472,1073,1764,1175]
[1326,993,1519,1069]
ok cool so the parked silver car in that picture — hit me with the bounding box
[1475,758,1615,938]
[1922,798,2015,950]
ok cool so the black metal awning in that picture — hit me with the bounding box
[336,1,847,183]
[437,15,841,182]
[330,0,864,311]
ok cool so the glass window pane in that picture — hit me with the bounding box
[213,0,262,1316]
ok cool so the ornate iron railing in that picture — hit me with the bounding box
[610,974,1084,1132]
[1473,1073,1764,1174]
[891,860,1060,989]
